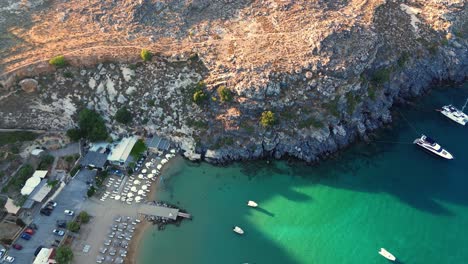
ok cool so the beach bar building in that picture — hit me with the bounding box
[146,135,171,154]
[107,136,138,168]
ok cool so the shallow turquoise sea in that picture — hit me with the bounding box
[139,84,468,264]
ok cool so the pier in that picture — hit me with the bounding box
[137,204,191,220]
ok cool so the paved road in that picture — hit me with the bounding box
[7,169,95,264]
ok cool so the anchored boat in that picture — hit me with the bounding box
[233,226,244,235]
[247,200,258,207]
[378,248,396,261]
[437,105,468,125]
[413,135,454,160]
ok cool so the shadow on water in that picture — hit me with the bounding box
[253,207,275,217]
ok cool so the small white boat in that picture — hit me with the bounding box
[378,248,396,261]
[233,226,244,235]
[413,135,454,160]
[247,200,258,207]
[438,105,468,125]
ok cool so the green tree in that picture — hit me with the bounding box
[78,109,109,142]
[78,211,90,224]
[130,139,147,158]
[87,186,96,197]
[49,55,67,68]
[193,90,207,104]
[66,128,82,142]
[217,86,233,102]
[56,246,74,264]
[38,155,55,170]
[67,221,80,232]
[260,111,276,127]
[114,107,132,124]
[140,49,152,61]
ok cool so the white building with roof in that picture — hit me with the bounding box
[107,136,138,167]
[20,170,48,196]
[33,248,56,264]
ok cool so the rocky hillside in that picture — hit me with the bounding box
[0,0,466,163]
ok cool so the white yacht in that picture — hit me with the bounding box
[413,135,454,160]
[233,226,244,235]
[438,105,468,125]
[378,248,396,261]
[247,201,258,207]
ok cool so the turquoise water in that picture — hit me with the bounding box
[139,84,468,264]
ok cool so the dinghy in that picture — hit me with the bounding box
[233,226,244,235]
[247,200,258,207]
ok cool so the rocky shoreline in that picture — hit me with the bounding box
[0,1,466,165]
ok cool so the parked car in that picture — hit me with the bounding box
[52,229,65,236]
[40,209,52,216]
[56,220,67,228]
[34,246,44,256]
[0,248,5,258]
[12,244,22,250]
[20,233,31,240]
[64,210,74,216]
[24,228,35,235]
[47,201,57,207]
[28,223,38,230]
[3,256,15,263]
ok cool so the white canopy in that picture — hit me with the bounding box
[141,185,148,190]
[133,180,141,185]
[157,164,162,170]
[138,174,144,179]
[147,174,154,179]
[127,193,134,198]
[114,195,121,200]
[131,187,138,192]
[141,169,147,174]
[145,162,152,168]
[21,176,41,195]
[151,170,157,174]
[135,196,142,201]
[138,190,145,195]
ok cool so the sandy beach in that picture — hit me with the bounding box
[125,178,158,264]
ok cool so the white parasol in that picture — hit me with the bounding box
[141,185,148,190]
[138,190,145,195]
[131,187,138,192]
[135,196,142,201]
[170,149,176,153]
[114,195,121,200]
[165,154,172,159]
[157,164,162,170]
[147,174,154,179]
[138,174,144,179]
[127,193,134,198]
[141,169,147,174]
[133,180,141,185]
[161,159,168,164]
[151,169,157,174]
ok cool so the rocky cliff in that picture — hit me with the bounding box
[0,0,466,163]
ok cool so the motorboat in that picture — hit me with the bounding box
[233,226,244,235]
[413,135,454,160]
[378,248,396,261]
[437,105,468,125]
[247,201,258,207]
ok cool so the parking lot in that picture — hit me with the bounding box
[7,169,94,263]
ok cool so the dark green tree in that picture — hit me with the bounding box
[56,246,74,264]
[67,221,80,232]
[78,211,90,224]
[78,109,109,142]
[114,107,132,124]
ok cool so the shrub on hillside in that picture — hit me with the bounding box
[260,111,276,127]
[217,86,233,102]
[49,55,67,67]
[140,49,152,61]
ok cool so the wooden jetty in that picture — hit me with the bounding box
[138,204,191,220]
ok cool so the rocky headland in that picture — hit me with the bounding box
[0,0,466,164]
